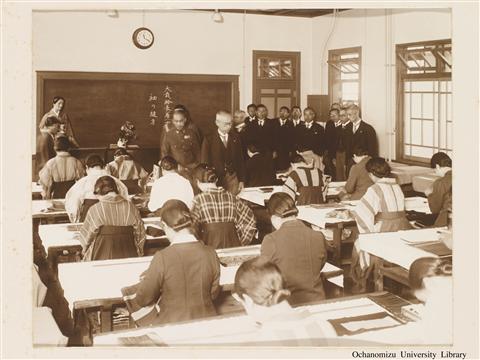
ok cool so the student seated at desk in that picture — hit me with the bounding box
[65,154,128,222]
[232,258,329,346]
[38,136,85,199]
[245,144,276,187]
[352,157,411,233]
[282,154,330,205]
[191,166,256,249]
[261,192,327,305]
[425,152,452,227]
[106,148,149,193]
[135,199,220,325]
[79,176,145,261]
[341,146,373,200]
[148,156,194,212]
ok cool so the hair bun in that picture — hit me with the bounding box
[438,262,453,275]
[281,209,299,218]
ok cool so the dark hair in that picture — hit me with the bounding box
[348,104,360,112]
[304,107,316,115]
[85,154,105,169]
[267,192,298,218]
[329,108,340,115]
[366,157,391,178]
[430,152,452,169]
[193,165,218,184]
[352,146,369,157]
[160,156,178,171]
[94,176,119,195]
[158,199,193,232]
[291,106,301,112]
[256,104,267,111]
[247,104,257,111]
[54,136,70,152]
[52,96,65,105]
[330,102,341,109]
[44,116,60,127]
[409,257,452,291]
[172,108,187,118]
[234,257,291,306]
[114,148,128,157]
[279,106,290,113]
[291,154,306,164]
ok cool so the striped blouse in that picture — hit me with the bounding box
[79,194,146,260]
[106,156,149,181]
[191,187,256,246]
[282,167,326,200]
[353,177,406,233]
[38,152,85,198]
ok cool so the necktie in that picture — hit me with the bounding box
[306,123,311,129]
[220,133,227,147]
[280,119,285,126]
[258,120,264,127]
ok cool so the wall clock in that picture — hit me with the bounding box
[132,27,154,49]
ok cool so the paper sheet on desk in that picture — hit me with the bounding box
[399,228,440,243]
[342,314,400,332]
[219,264,239,285]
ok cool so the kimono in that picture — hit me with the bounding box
[191,187,256,249]
[39,109,79,147]
[428,170,452,227]
[350,177,412,293]
[282,167,329,205]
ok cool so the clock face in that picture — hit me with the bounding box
[133,27,154,49]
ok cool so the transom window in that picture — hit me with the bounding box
[328,47,361,106]
[396,39,452,163]
[257,58,294,79]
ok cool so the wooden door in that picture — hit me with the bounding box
[253,51,301,118]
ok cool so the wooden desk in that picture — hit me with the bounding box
[32,182,43,200]
[38,217,169,269]
[93,291,412,346]
[412,174,440,193]
[389,162,434,185]
[32,199,68,222]
[58,246,344,333]
[355,228,451,290]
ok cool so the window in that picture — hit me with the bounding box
[396,40,452,163]
[328,47,361,107]
[257,58,293,79]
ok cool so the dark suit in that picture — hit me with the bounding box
[297,122,325,156]
[272,118,294,171]
[335,122,353,180]
[245,153,276,187]
[36,132,56,174]
[243,118,276,152]
[260,219,327,305]
[201,130,246,186]
[291,120,304,152]
[351,120,378,158]
[323,120,337,177]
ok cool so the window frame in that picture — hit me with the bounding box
[328,46,362,107]
[395,39,452,165]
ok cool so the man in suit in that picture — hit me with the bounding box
[272,106,294,172]
[201,110,246,194]
[347,104,378,173]
[297,107,325,170]
[334,107,353,181]
[245,144,276,187]
[244,104,257,124]
[243,104,275,157]
[323,108,339,178]
[290,106,304,152]
[36,116,60,175]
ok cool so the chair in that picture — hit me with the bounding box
[91,225,137,261]
[79,199,99,222]
[121,179,142,195]
[51,180,76,199]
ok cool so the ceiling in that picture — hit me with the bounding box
[197,9,348,18]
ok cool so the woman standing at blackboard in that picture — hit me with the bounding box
[39,96,80,147]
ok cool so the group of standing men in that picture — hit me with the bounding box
[161,102,379,194]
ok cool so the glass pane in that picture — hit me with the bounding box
[404,81,411,92]
[446,81,452,92]
[446,93,452,121]
[404,145,411,156]
[411,93,422,118]
[411,81,433,92]
[341,82,358,101]
[446,122,452,150]
[422,93,434,119]
[423,121,434,146]
[340,53,359,59]
[411,119,422,145]
[281,60,292,78]
[260,97,275,117]
[411,145,434,159]
[439,81,446,92]
[277,89,292,94]
[341,72,359,80]
[404,94,411,143]
[439,94,447,125]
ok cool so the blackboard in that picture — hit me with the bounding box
[37,72,239,148]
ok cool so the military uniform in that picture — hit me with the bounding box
[161,127,201,169]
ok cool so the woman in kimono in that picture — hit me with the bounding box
[39,96,79,147]
[191,166,256,249]
[134,199,221,325]
[350,157,411,293]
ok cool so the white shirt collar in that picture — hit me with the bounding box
[352,118,362,128]
[218,129,228,138]
[305,121,313,129]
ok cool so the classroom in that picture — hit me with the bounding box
[1,1,479,357]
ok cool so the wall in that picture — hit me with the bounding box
[311,8,452,158]
[32,9,312,123]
